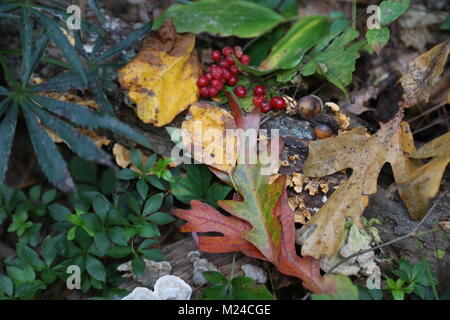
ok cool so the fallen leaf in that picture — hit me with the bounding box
[400,38,450,108]
[398,132,450,219]
[174,95,339,294]
[119,19,201,126]
[299,113,417,259]
[181,102,238,174]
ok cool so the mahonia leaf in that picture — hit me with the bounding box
[299,112,417,259]
[398,132,450,219]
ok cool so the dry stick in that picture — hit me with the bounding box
[326,189,449,275]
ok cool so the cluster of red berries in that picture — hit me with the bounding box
[250,85,286,113]
[197,46,250,98]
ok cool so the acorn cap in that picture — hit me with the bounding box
[296,95,323,116]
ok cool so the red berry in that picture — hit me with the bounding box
[211,79,223,91]
[197,76,209,87]
[211,50,222,61]
[234,46,243,59]
[211,67,223,80]
[222,46,233,56]
[199,86,209,97]
[252,95,266,108]
[229,65,239,74]
[227,75,238,86]
[205,73,213,81]
[223,69,232,81]
[239,54,250,66]
[270,96,286,110]
[234,86,246,98]
[253,85,265,96]
[219,60,229,69]
[225,55,235,66]
[208,86,219,97]
[260,101,271,112]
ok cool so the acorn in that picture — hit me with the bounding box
[313,124,333,139]
[296,95,323,117]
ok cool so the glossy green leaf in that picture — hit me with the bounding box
[260,16,330,70]
[107,227,128,246]
[145,212,175,225]
[92,193,110,222]
[231,276,275,300]
[131,256,145,276]
[136,180,149,200]
[155,0,284,38]
[93,231,110,256]
[0,275,13,296]
[20,7,33,84]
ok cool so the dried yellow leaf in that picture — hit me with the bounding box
[119,19,201,126]
[181,102,238,174]
[398,132,450,219]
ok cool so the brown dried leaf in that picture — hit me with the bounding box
[299,114,417,259]
[398,132,450,219]
[400,38,450,108]
[119,19,201,126]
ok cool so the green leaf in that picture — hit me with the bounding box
[23,110,75,192]
[106,246,132,258]
[107,227,128,246]
[125,193,141,215]
[48,203,71,222]
[117,168,138,180]
[0,275,13,296]
[28,102,113,167]
[441,14,450,30]
[42,189,57,205]
[131,256,145,276]
[92,194,110,222]
[137,222,160,238]
[130,149,143,171]
[41,270,57,284]
[366,27,390,54]
[20,7,33,84]
[260,16,330,70]
[0,103,18,181]
[199,284,230,300]
[41,236,57,266]
[86,256,106,281]
[136,180,149,200]
[145,212,175,225]
[87,0,104,22]
[155,0,285,38]
[146,174,166,190]
[31,95,150,148]
[231,276,275,300]
[69,157,97,184]
[94,22,151,63]
[380,0,410,26]
[67,226,77,240]
[28,33,50,80]
[144,193,164,214]
[93,231,110,256]
[31,10,88,85]
[139,248,164,261]
[30,70,87,92]
[301,28,364,95]
[391,289,405,300]
[244,0,297,18]
[311,274,358,300]
[29,185,41,201]
[138,239,158,250]
[16,244,46,271]
[202,271,228,285]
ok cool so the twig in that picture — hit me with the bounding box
[326,189,448,274]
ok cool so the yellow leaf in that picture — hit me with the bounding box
[298,115,417,259]
[400,38,450,108]
[181,102,238,174]
[119,19,201,127]
[398,132,450,219]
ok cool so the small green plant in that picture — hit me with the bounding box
[386,258,439,300]
[0,1,152,192]
[198,270,275,300]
